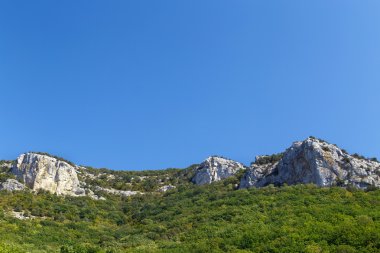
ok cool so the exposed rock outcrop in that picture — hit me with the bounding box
[94,186,141,197]
[0,179,26,191]
[158,184,176,192]
[240,138,380,189]
[87,189,106,200]
[239,156,280,189]
[192,156,246,185]
[10,211,31,220]
[12,153,85,196]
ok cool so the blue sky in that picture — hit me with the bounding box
[1,1,379,170]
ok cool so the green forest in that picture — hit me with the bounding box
[0,180,379,253]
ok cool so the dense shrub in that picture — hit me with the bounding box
[0,184,378,252]
[254,153,284,165]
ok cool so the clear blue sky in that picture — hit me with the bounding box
[1,1,379,170]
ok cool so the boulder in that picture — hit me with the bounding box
[158,184,176,192]
[0,179,26,191]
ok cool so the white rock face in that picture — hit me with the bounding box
[12,153,85,196]
[87,189,106,200]
[158,184,176,192]
[10,211,31,220]
[240,138,380,189]
[239,158,279,189]
[94,186,141,197]
[192,156,246,185]
[0,179,26,191]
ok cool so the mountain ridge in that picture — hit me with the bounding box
[1,137,379,198]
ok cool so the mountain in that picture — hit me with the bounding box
[192,137,380,190]
[1,137,379,199]
[0,137,379,252]
[240,137,380,189]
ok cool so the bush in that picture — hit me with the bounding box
[254,153,284,165]
[322,146,330,152]
[352,153,365,160]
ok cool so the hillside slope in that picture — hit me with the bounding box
[0,183,379,252]
[0,137,379,252]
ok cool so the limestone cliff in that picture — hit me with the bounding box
[12,153,85,196]
[240,137,380,189]
[192,156,246,185]
[3,137,379,195]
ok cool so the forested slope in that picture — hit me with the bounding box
[0,182,379,253]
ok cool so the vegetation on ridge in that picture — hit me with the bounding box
[78,164,199,192]
[30,152,77,167]
[253,153,284,166]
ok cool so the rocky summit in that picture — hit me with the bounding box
[192,156,246,185]
[240,137,380,189]
[11,153,85,196]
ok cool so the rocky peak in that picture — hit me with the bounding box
[192,156,246,185]
[11,153,85,196]
[240,137,380,189]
